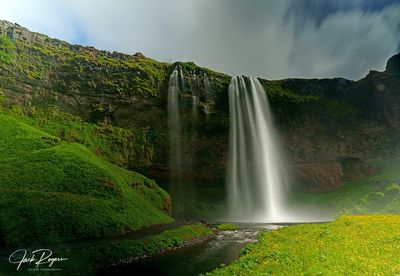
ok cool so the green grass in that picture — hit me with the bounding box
[0,113,173,246]
[7,106,157,171]
[0,35,15,67]
[217,224,238,231]
[210,215,400,275]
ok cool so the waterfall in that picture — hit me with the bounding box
[179,67,185,88]
[168,67,182,175]
[192,96,199,119]
[227,76,287,222]
[202,73,212,116]
[167,66,201,217]
[168,66,199,175]
[203,73,211,99]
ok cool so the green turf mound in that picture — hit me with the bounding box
[0,114,172,246]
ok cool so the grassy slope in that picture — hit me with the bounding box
[210,215,400,275]
[0,113,173,246]
[7,106,157,171]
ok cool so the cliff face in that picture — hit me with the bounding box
[271,63,400,190]
[1,20,399,191]
[0,20,231,175]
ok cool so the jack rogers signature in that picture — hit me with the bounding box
[8,249,68,270]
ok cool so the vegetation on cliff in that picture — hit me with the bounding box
[0,24,167,96]
[0,21,230,101]
[5,105,158,171]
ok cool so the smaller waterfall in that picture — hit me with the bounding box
[227,76,287,222]
[179,67,185,88]
[203,73,211,99]
[168,68,182,175]
[192,70,198,85]
[192,96,199,119]
[168,66,201,174]
[167,66,202,217]
[202,73,212,115]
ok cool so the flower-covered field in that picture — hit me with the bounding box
[210,215,400,275]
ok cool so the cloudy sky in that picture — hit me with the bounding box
[0,0,399,80]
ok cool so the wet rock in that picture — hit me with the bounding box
[295,162,343,192]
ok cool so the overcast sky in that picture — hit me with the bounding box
[0,0,399,80]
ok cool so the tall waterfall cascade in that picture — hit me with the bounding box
[227,76,288,222]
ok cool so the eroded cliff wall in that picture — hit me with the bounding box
[1,20,399,191]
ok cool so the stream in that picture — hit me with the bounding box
[100,224,280,275]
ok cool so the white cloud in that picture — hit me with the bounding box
[65,0,202,57]
[285,5,400,79]
[0,0,83,44]
[0,0,399,80]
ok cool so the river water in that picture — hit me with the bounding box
[101,224,280,275]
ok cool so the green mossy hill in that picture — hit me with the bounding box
[210,215,400,275]
[8,106,158,172]
[0,113,172,247]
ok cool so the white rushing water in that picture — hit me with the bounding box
[227,76,288,222]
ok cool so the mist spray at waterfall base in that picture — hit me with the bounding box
[227,76,330,223]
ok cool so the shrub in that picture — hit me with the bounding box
[385,183,400,196]
[360,192,385,206]
[0,90,5,109]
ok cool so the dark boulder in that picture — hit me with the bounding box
[386,52,400,74]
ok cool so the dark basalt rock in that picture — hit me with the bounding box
[133,52,146,59]
[386,52,400,74]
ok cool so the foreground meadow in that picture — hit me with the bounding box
[210,215,400,275]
